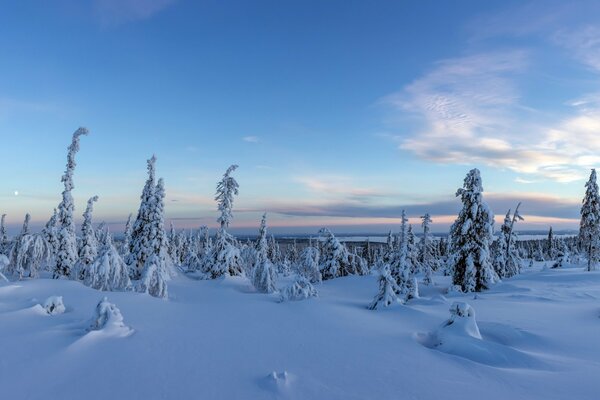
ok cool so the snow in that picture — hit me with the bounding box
[0,262,599,399]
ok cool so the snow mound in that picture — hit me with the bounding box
[86,297,133,338]
[43,296,66,315]
[279,277,318,302]
[417,302,547,369]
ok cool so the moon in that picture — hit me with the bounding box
[14,191,18,196]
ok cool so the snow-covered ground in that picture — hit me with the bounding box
[1,263,599,400]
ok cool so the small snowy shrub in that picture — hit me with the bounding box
[279,277,317,302]
[368,265,401,310]
[43,296,66,315]
[446,284,463,294]
[253,258,277,294]
[88,297,130,333]
[436,302,481,341]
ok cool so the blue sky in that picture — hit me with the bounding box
[1,0,600,234]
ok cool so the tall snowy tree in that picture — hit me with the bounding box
[579,169,600,271]
[449,169,497,292]
[77,195,99,279]
[420,213,434,285]
[494,204,524,279]
[127,156,157,279]
[547,226,555,261]
[206,165,243,278]
[54,128,88,278]
[9,214,51,279]
[0,214,8,254]
[256,213,269,262]
[137,178,171,297]
[297,245,322,283]
[42,209,59,266]
[121,213,133,259]
[389,210,418,301]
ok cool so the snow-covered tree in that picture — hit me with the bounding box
[449,169,497,292]
[216,164,239,230]
[253,256,277,293]
[77,195,99,279]
[121,213,133,258]
[553,239,568,269]
[297,246,322,283]
[83,232,132,291]
[579,169,600,271]
[547,226,556,261]
[138,252,169,299]
[368,264,401,310]
[0,214,8,254]
[127,156,157,278]
[42,209,59,266]
[9,214,52,279]
[54,128,88,279]
[420,213,434,285]
[389,211,418,301]
[256,213,269,261]
[279,276,317,302]
[494,204,524,279]
[268,234,282,265]
[206,165,243,278]
[319,228,355,280]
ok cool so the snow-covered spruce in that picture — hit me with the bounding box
[493,204,524,279]
[43,296,66,315]
[137,252,169,299]
[54,128,88,279]
[420,213,435,285]
[449,169,497,292]
[297,246,322,283]
[389,210,418,302]
[42,209,59,270]
[121,213,133,259]
[127,155,158,279]
[0,213,8,255]
[253,257,277,293]
[553,240,569,269]
[279,276,317,302]
[216,164,239,232]
[204,165,243,278]
[9,214,52,279]
[368,263,402,310]
[579,168,600,271]
[76,195,99,280]
[434,302,481,343]
[319,228,363,280]
[83,232,132,291]
[88,297,132,336]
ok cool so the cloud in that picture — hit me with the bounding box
[242,136,260,143]
[382,2,600,183]
[239,192,580,222]
[295,175,392,203]
[93,0,176,26]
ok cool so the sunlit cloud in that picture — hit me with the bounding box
[93,0,177,26]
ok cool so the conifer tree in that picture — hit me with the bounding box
[77,195,99,279]
[83,231,132,291]
[449,169,497,292]
[121,213,133,258]
[368,264,402,310]
[207,165,243,278]
[389,210,418,301]
[319,228,355,280]
[579,169,600,271]
[54,128,88,278]
[494,204,524,278]
[127,156,157,278]
[0,214,8,255]
[420,213,434,285]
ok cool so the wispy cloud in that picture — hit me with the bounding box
[381,1,600,183]
[93,0,176,26]
[242,136,260,143]
[295,175,392,203]
[239,192,579,221]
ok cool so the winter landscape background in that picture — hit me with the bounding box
[3,1,600,399]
